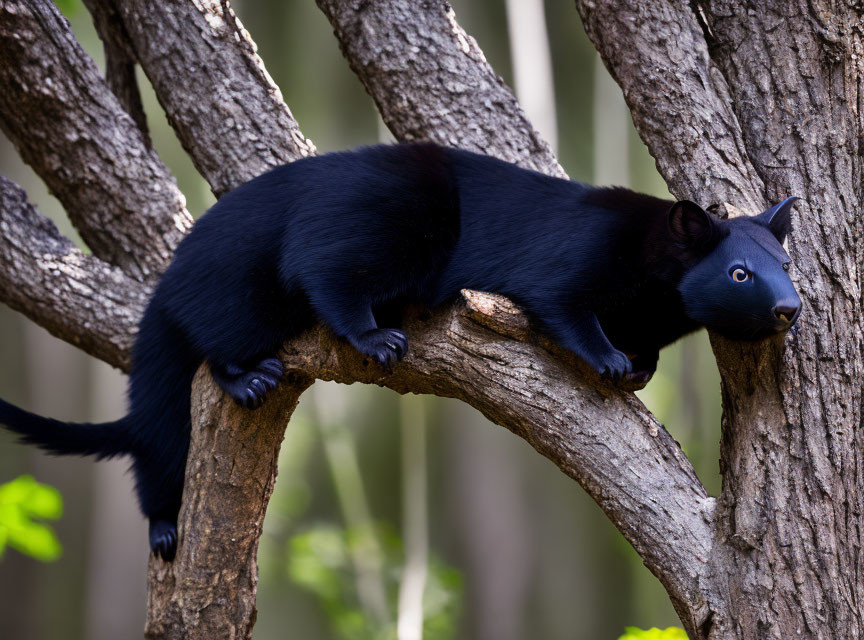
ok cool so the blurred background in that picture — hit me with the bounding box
[0,1,720,638]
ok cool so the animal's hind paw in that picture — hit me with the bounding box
[149,519,177,561]
[352,328,409,372]
[212,357,284,409]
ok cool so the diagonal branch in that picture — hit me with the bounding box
[316,0,565,177]
[0,0,191,280]
[0,176,146,371]
[287,292,716,625]
[110,0,317,195]
[83,0,151,143]
[575,0,765,210]
[0,0,318,366]
[145,291,715,638]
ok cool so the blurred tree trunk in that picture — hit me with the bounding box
[23,324,93,639]
[85,360,146,640]
[0,1,860,639]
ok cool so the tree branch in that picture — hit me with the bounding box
[316,0,564,177]
[575,0,765,210]
[0,0,191,279]
[145,368,312,640]
[291,292,716,625]
[110,0,316,195]
[0,176,145,371]
[83,0,151,143]
[144,291,715,638]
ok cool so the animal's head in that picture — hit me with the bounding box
[670,197,802,339]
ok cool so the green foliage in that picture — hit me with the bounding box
[0,475,63,562]
[618,627,689,640]
[287,523,462,640]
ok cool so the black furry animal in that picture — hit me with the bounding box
[0,143,802,560]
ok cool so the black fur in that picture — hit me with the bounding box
[0,143,802,560]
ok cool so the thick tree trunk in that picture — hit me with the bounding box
[577,1,864,637]
[0,0,860,638]
[705,3,864,635]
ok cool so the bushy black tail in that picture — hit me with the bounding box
[0,399,130,460]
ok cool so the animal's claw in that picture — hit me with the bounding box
[212,356,285,409]
[149,519,178,562]
[257,358,284,379]
[590,349,632,381]
[249,377,268,395]
[353,328,410,372]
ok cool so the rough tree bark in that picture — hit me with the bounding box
[0,0,191,280]
[0,0,860,639]
[0,177,145,370]
[576,1,864,637]
[315,0,564,177]
[112,0,316,194]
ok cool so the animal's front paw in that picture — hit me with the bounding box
[149,519,177,561]
[588,349,632,381]
[236,358,283,409]
[353,328,409,371]
[213,357,284,409]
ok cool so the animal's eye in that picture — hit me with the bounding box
[782,262,791,271]
[730,267,750,283]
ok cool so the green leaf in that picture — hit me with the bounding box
[0,476,64,562]
[618,627,689,640]
[8,522,62,561]
[24,480,62,520]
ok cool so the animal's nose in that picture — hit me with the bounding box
[773,299,801,325]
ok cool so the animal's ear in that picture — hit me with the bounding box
[756,196,799,243]
[667,200,717,246]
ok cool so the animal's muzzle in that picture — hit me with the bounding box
[772,299,801,327]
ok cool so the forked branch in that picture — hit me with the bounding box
[144,291,714,639]
[0,0,191,280]
[109,0,317,194]
[1,1,733,637]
